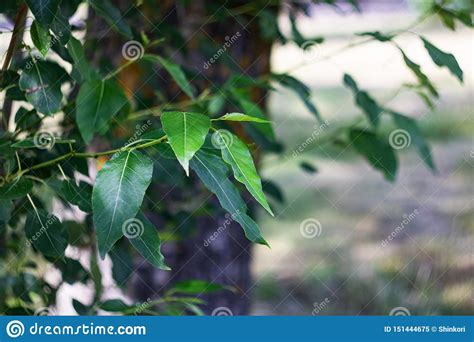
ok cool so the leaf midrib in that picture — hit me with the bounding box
[92,81,105,128]
[104,150,131,247]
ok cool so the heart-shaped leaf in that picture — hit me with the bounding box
[19,61,65,115]
[161,111,210,176]
[76,78,128,143]
[92,150,154,258]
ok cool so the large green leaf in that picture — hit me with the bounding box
[25,0,61,28]
[88,0,133,38]
[190,151,268,245]
[19,61,64,115]
[389,111,435,171]
[161,111,210,176]
[343,74,383,127]
[213,131,273,216]
[421,38,463,83]
[76,78,128,143]
[0,177,33,200]
[350,129,398,182]
[129,212,169,270]
[92,150,154,258]
[25,210,68,258]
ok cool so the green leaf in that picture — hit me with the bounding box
[25,210,68,258]
[213,112,271,123]
[0,199,13,230]
[19,61,64,115]
[88,0,133,38]
[109,240,133,287]
[230,90,275,140]
[190,151,268,245]
[271,73,321,121]
[67,37,98,82]
[215,132,273,216]
[356,31,393,42]
[50,11,71,45]
[128,212,169,270]
[145,55,194,98]
[421,37,463,83]
[434,5,473,30]
[92,150,154,258]
[300,161,318,174]
[56,257,89,284]
[350,129,398,182]
[30,20,51,56]
[343,74,383,127]
[0,177,33,200]
[169,280,226,294]
[99,299,131,312]
[49,179,92,213]
[76,78,128,143]
[399,49,438,97]
[73,299,92,315]
[161,111,210,176]
[262,180,285,204]
[389,111,435,171]
[25,0,61,28]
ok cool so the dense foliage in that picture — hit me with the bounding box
[0,0,471,315]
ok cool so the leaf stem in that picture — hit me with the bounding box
[14,135,168,178]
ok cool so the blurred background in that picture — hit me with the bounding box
[251,1,473,315]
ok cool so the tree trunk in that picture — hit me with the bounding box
[86,1,273,315]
